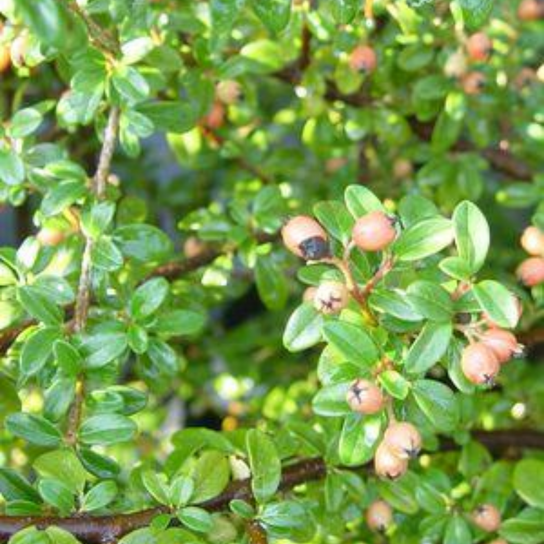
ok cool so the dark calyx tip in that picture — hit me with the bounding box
[300,236,330,261]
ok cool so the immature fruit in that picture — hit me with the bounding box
[520,226,544,256]
[302,286,317,303]
[514,67,537,89]
[282,216,329,260]
[466,32,492,62]
[183,236,207,259]
[480,329,522,364]
[216,80,242,105]
[349,45,377,73]
[516,257,544,286]
[393,159,413,180]
[462,72,486,95]
[518,0,544,21]
[486,539,508,544]
[472,504,502,532]
[365,500,393,532]
[203,100,225,130]
[37,228,65,247]
[314,281,349,315]
[346,379,385,414]
[383,422,422,459]
[374,441,408,480]
[352,211,397,252]
[461,343,500,385]
[444,49,467,78]
[10,34,28,68]
[0,45,10,73]
[325,157,347,174]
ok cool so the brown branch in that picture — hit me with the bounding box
[247,521,268,544]
[518,327,544,347]
[0,431,542,542]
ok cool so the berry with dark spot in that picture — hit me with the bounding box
[282,216,330,260]
[383,422,422,459]
[472,504,501,532]
[366,500,393,533]
[314,281,349,315]
[461,343,500,385]
[346,379,385,414]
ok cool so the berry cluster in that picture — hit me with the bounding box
[517,225,544,287]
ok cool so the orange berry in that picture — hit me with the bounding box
[281,216,329,260]
[314,281,349,315]
[183,236,207,260]
[518,0,544,20]
[349,45,377,73]
[462,72,486,95]
[517,257,544,286]
[480,329,522,364]
[346,379,385,415]
[366,500,393,532]
[325,157,348,174]
[36,228,65,247]
[0,45,10,73]
[472,504,502,532]
[374,441,408,480]
[461,343,500,385]
[352,211,397,252]
[520,226,544,256]
[203,100,225,130]
[466,32,492,62]
[383,422,422,459]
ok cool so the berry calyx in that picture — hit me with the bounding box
[366,500,393,532]
[349,45,377,73]
[516,257,544,287]
[520,226,544,256]
[462,72,486,95]
[480,329,522,364]
[518,0,544,21]
[374,441,408,480]
[352,211,397,252]
[472,504,502,532]
[346,379,385,414]
[461,343,500,385]
[383,422,422,459]
[466,32,492,62]
[314,281,349,315]
[282,216,329,260]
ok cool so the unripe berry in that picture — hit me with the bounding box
[374,441,408,480]
[517,257,544,287]
[514,67,537,90]
[383,421,422,459]
[183,236,207,259]
[393,158,413,180]
[461,72,486,95]
[37,228,65,247]
[349,45,377,73]
[472,504,501,533]
[302,286,317,303]
[10,34,28,68]
[486,539,508,544]
[480,329,522,364]
[346,379,385,414]
[0,45,10,73]
[203,100,225,130]
[520,226,544,256]
[444,50,467,78]
[365,500,393,532]
[461,343,500,385]
[466,32,492,62]
[325,157,348,174]
[216,80,242,105]
[518,0,544,21]
[352,211,397,252]
[281,216,329,260]
[314,281,349,315]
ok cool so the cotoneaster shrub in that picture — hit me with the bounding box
[0,0,542,544]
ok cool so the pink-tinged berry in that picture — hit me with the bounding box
[346,379,385,415]
[480,329,523,364]
[517,257,544,287]
[472,504,502,532]
[466,32,492,62]
[314,281,349,315]
[393,159,413,180]
[462,72,486,95]
[282,216,329,260]
[520,226,544,256]
[486,539,508,544]
[352,211,397,252]
[484,297,523,329]
[518,0,544,20]
[383,422,422,459]
[202,100,225,130]
[461,343,500,385]
[302,286,317,303]
[374,441,408,480]
[366,500,393,532]
[349,45,377,73]
[216,80,242,105]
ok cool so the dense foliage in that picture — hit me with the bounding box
[0,0,543,543]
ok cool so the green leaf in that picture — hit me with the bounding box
[452,201,489,274]
[18,286,63,325]
[41,180,87,217]
[322,321,378,369]
[513,460,544,509]
[0,148,25,186]
[112,66,150,104]
[136,101,197,134]
[44,527,81,544]
[0,468,40,502]
[459,0,495,29]
[246,429,281,504]
[260,500,315,541]
[211,0,245,50]
[412,380,458,432]
[20,327,61,377]
[16,0,69,47]
[338,413,382,466]
[500,509,544,544]
[81,481,118,512]
[81,328,128,368]
[406,281,453,322]
[115,224,173,262]
[330,0,359,23]
[405,322,452,374]
[130,278,170,320]
[92,237,124,272]
[377,473,419,514]
[191,451,230,503]
[79,414,137,445]
[444,516,472,544]
[151,309,206,337]
[142,471,170,505]
[394,217,454,261]
[250,0,291,33]
[34,449,88,493]
[312,382,351,416]
[344,185,385,218]
[169,476,195,508]
[177,506,213,533]
[283,303,323,352]
[255,257,288,311]
[38,478,74,514]
[313,201,355,246]
[378,370,410,400]
[473,280,519,328]
[6,413,62,447]
[10,108,43,138]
